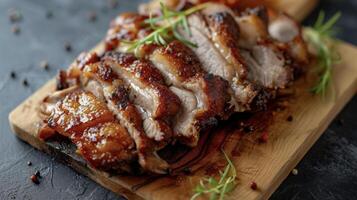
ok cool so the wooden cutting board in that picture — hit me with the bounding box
[10,1,357,200]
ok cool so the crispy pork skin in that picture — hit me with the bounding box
[72,122,136,172]
[83,62,170,173]
[41,90,136,172]
[46,91,115,137]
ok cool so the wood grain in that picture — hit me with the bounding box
[10,1,357,200]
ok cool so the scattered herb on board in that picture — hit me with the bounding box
[191,150,237,200]
[122,3,208,55]
[304,11,341,96]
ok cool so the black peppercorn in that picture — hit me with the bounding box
[22,79,29,87]
[10,71,16,79]
[40,60,50,70]
[35,170,41,177]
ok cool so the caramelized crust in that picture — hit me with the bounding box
[39,2,310,174]
[151,41,231,145]
[154,41,204,82]
[47,91,114,136]
[72,122,136,172]
[105,13,150,51]
[204,6,247,79]
[103,51,181,119]
[152,41,230,118]
[42,90,137,172]
[83,63,170,173]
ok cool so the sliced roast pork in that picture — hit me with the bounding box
[235,7,293,89]
[105,14,231,146]
[83,62,170,173]
[149,41,230,146]
[102,51,181,120]
[182,3,258,111]
[40,90,137,173]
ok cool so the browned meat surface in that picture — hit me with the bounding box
[83,62,169,173]
[40,90,136,172]
[181,4,259,111]
[105,13,151,51]
[39,1,310,174]
[72,122,136,172]
[150,41,230,146]
[103,51,181,120]
[46,91,115,136]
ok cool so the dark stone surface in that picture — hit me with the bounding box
[0,0,355,200]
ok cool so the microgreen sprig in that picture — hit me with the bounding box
[125,2,208,55]
[191,150,237,200]
[304,11,342,96]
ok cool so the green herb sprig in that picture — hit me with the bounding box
[191,150,237,200]
[304,11,341,96]
[125,3,208,55]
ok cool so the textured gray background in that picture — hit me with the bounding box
[0,0,356,200]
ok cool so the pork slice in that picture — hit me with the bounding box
[150,41,230,146]
[235,13,268,48]
[241,44,292,89]
[184,9,257,110]
[268,13,309,64]
[83,62,170,173]
[235,8,293,88]
[103,51,181,120]
[72,121,136,173]
[42,89,137,173]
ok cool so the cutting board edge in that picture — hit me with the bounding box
[261,75,357,200]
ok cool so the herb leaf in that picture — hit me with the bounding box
[126,3,208,55]
[304,11,341,96]
[191,150,237,200]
